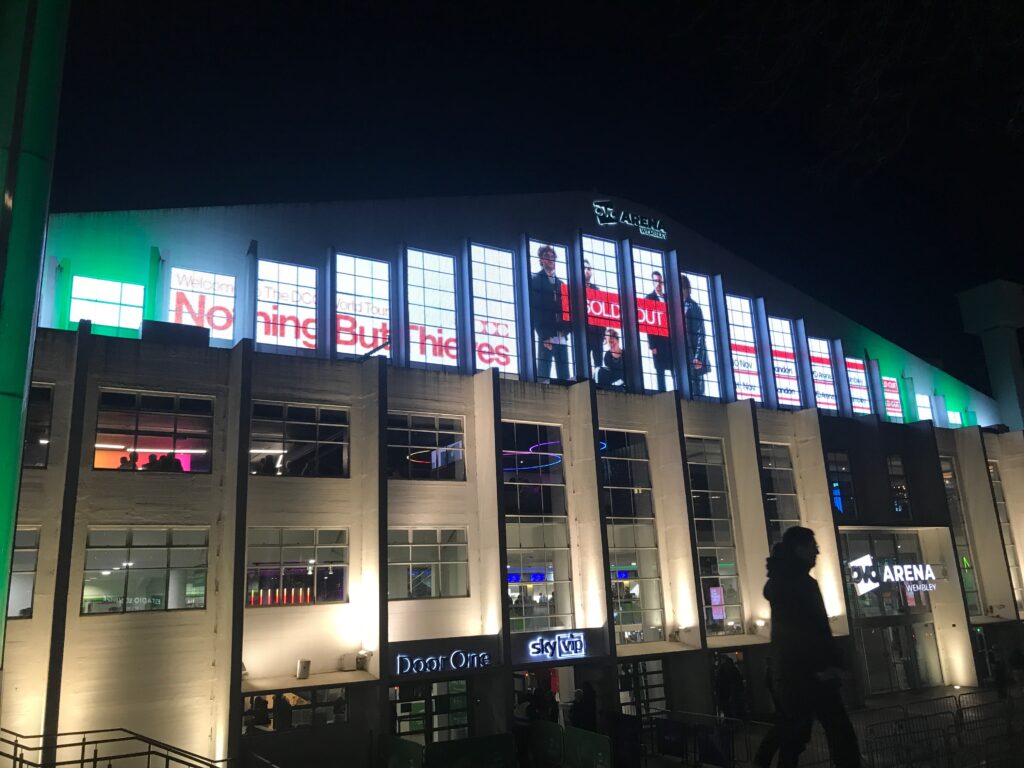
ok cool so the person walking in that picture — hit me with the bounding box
[763,527,860,768]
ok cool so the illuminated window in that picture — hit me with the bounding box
[335,254,390,357]
[826,452,857,518]
[631,247,673,392]
[256,260,318,350]
[887,454,911,518]
[7,528,39,619]
[681,272,720,400]
[70,275,144,331]
[760,443,800,547]
[808,338,838,411]
[167,267,235,341]
[989,461,1024,611]
[601,429,664,644]
[846,358,872,415]
[81,528,207,614]
[882,376,904,422]
[246,528,348,607]
[244,687,348,731]
[685,436,744,635]
[915,393,933,422]
[387,528,468,599]
[406,248,458,369]
[768,318,801,407]
[93,390,213,473]
[725,295,761,403]
[502,422,574,633]
[583,236,625,389]
[528,241,575,382]
[22,384,52,468]
[390,680,468,744]
[249,402,349,478]
[471,244,519,377]
[947,411,963,427]
[941,457,982,616]
[386,412,465,480]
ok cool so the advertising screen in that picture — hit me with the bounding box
[256,260,317,350]
[882,376,904,422]
[808,338,838,411]
[768,317,801,407]
[725,295,762,403]
[335,254,390,357]
[528,240,575,381]
[631,246,673,392]
[582,235,625,388]
[680,272,720,399]
[846,357,872,415]
[70,275,145,331]
[167,267,235,340]
[407,248,458,368]
[471,243,519,376]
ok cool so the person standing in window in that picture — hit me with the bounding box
[530,245,571,382]
[645,270,672,391]
[583,259,605,373]
[681,275,709,395]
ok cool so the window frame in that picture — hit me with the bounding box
[245,527,350,607]
[386,411,467,481]
[249,400,351,479]
[406,248,459,371]
[22,383,54,469]
[7,527,40,620]
[387,527,470,600]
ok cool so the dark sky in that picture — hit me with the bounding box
[50,2,1024,393]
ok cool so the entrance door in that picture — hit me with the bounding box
[390,679,470,744]
[859,623,943,694]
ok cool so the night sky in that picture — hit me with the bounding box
[50,3,1024,393]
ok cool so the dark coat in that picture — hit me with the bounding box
[682,297,709,374]
[530,269,567,340]
[645,290,672,370]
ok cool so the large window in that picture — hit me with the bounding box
[882,376,904,422]
[244,686,348,732]
[81,528,208,614]
[681,272,720,400]
[256,259,318,350]
[686,436,744,635]
[390,679,469,745]
[250,402,350,478]
[7,528,39,619]
[69,275,144,331]
[826,452,858,518]
[528,241,575,383]
[618,660,667,718]
[601,429,664,644]
[583,236,625,389]
[988,461,1024,612]
[167,267,236,341]
[387,529,469,599]
[940,457,982,616]
[407,248,458,369]
[887,454,911,518]
[631,247,674,392]
[842,531,934,618]
[725,295,762,403]
[246,528,348,607]
[22,384,52,468]
[760,443,800,547]
[767,317,801,408]
[335,253,390,357]
[846,358,872,415]
[471,243,519,377]
[93,390,213,473]
[386,412,465,480]
[502,422,574,632]
[915,394,933,422]
[808,338,838,411]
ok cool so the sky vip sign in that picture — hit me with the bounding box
[510,626,607,666]
[168,267,236,340]
[848,554,939,596]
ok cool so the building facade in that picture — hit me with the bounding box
[4,192,1024,761]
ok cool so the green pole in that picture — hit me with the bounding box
[0,0,70,676]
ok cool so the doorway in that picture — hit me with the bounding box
[389,678,470,744]
[858,623,943,694]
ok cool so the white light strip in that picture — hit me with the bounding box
[38,439,50,445]
[135,448,208,454]
[95,443,126,450]
[249,449,286,454]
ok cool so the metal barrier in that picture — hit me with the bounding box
[0,728,227,768]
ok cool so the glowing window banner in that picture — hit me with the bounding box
[725,295,762,403]
[915,394,933,422]
[582,235,625,388]
[767,317,801,407]
[471,243,518,376]
[256,260,317,350]
[335,254,390,357]
[167,267,235,340]
[70,275,144,330]
[407,248,458,368]
[631,246,673,392]
[808,338,838,411]
[882,376,904,422]
[528,240,575,381]
[846,357,872,415]
[681,272,720,399]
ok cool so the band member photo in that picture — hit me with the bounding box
[645,270,673,391]
[681,274,710,395]
[597,327,626,389]
[530,244,571,381]
[583,258,605,373]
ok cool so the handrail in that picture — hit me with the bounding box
[0,726,229,768]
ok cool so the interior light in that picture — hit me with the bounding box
[95,443,126,450]
[755,619,766,628]
[123,562,133,567]
[38,439,50,445]
[249,449,287,454]
[101,570,111,576]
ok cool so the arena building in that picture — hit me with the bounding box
[4,192,1024,762]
